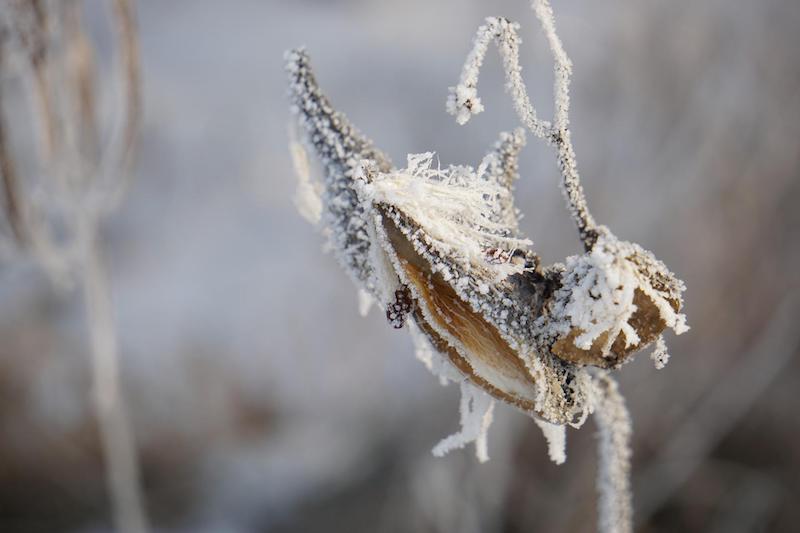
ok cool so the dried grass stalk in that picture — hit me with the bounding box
[0,1,149,531]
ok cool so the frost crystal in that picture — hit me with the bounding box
[432,381,496,463]
[361,152,532,273]
[650,335,670,370]
[535,418,567,465]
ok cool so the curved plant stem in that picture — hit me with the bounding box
[594,373,633,533]
[82,226,149,533]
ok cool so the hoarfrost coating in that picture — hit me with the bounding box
[286,1,688,532]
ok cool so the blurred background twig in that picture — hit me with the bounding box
[0,1,147,531]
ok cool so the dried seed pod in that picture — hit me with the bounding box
[542,231,688,369]
[285,50,686,430]
[286,4,688,531]
[381,213,541,414]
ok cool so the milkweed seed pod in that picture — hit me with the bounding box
[542,231,688,369]
[286,48,687,430]
[287,3,687,530]
[288,48,584,425]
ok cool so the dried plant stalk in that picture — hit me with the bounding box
[447,12,598,249]
[594,374,633,533]
[82,229,149,533]
[0,2,149,531]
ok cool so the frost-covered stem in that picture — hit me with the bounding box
[81,223,149,533]
[594,373,633,533]
[447,17,552,137]
[552,129,598,250]
[531,0,569,132]
[448,1,599,250]
[532,0,599,249]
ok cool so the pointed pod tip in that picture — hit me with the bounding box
[284,47,310,72]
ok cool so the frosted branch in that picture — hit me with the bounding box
[531,0,572,132]
[594,374,633,533]
[448,0,599,249]
[447,17,551,137]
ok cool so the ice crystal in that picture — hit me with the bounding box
[650,335,670,370]
[432,381,496,463]
[535,418,567,465]
[360,152,532,275]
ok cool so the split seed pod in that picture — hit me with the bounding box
[286,49,687,431]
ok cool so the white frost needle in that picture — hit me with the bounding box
[362,153,532,269]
